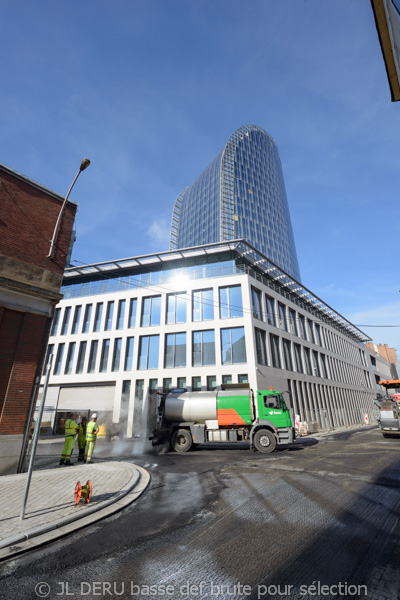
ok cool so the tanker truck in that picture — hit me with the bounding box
[150,385,295,453]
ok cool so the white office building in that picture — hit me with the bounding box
[39,240,390,436]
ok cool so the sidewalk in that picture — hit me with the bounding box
[298,422,377,440]
[0,461,150,561]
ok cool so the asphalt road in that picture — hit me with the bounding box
[1,427,400,600]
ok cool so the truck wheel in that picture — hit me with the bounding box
[254,429,276,454]
[172,429,192,453]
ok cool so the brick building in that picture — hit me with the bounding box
[365,342,399,379]
[0,163,77,474]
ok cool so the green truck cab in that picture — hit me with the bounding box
[252,389,294,452]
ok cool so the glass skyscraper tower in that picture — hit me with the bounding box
[170,125,301,281]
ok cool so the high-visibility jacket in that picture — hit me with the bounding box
[78,423,86,444]
[64,419,78,437]
[86,421,99,442]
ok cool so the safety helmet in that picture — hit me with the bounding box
[91,413,98,419]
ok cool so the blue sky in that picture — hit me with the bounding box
[1,1,399,353]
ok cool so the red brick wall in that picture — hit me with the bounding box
[0,167,77,455]
[0,308,50,435]
[0,307,23,410]
[365,342,398,366]
[0,168,76,271]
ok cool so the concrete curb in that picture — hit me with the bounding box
[0,465,150,561]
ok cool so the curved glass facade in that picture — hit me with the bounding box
[170,125,301,281]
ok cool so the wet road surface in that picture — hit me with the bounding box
[1,427,400,599]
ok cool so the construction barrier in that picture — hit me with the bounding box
[295,415,300,432]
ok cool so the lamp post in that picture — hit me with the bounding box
[20,355,53,520]
[47,158,90,259]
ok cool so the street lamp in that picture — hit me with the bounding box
[47,158,90,259]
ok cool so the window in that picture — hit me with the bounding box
[163,378,172,392]
[278,303,288,331]
[251,287,263,320]
[122,380,131,400]
[71,306,81,334]
[138,335,160,369]
[315,323,323,346]
[124,337,134,371]
[289,309,297,336]
[149,379,158,393]
[64,342,76,374]
[131,379,144,435]
[133,380,144,434]
[100,339,110,372]
[120,381,131,436]
[192,330,215,366]
[128,298,137,328]
[238,374,249,384]
[312,351,320,377]
[298,314,306,340]
[359,348,366,367]
[141,296,161,327]
[167,292,187,324]
[294,344,303,373]
[207,375,216,390]
[221,327,247,365]
[54,344,65,375]
[165,333,186,368]
[304,347,312,375]
[51,308,61,336]
[307,319,315,344]
[320,354,328,379]
[365,370,371,388]
[88,340,98,373]
[193,289,214,321]
[82,304,92,333]
[105,301,114,331]
[135,379,144,401]
[112,338,122,371]
[283,339,293,371]
[192,376,202,391]
[93,303,103,332]
[177,377,186,389]
[255,328,268,365]
[320,327,326,349]
[270,334,281,369]
[116,300,126,329]
[219,285,243,318]
[266,296,276,326]
[222,375,232,385]
[76,341,87,374]
[61,307,71,335]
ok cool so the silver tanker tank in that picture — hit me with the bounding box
[164,391,218,424]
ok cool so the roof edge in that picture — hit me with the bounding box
[0,162,79,206]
